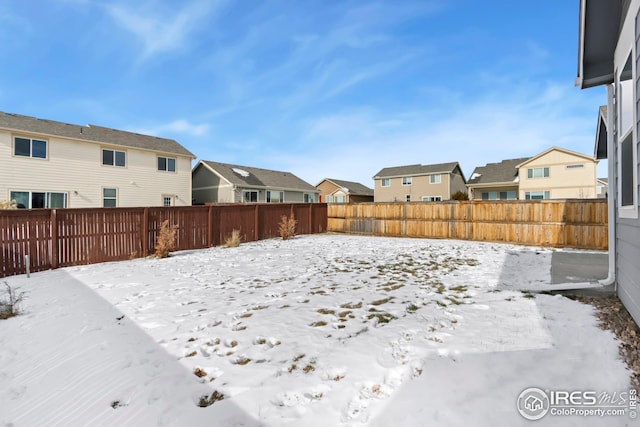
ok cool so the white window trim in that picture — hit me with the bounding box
[421,196,442,202]
[13,136,48,159]
[429,174,441,184]
[402,177,412,186]
[405,194,411,202]
[101,148,127,168]
[157,156,177,173]
[102,187,118,208]
[243,190,259,203]
[9,190,68,208]
[615,30,639,219]
[162,194,175,206]
[381,178,390,187]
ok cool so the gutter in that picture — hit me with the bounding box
[599,83,616,289]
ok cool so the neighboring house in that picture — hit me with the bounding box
[372,162,467,203]
[467,158,529,200]
[597,177,609,199]
[577,0,640,324]
[0,112,195,208]
[467,147,598,200]
[516,147,598,200]
[192,160,319,204]
[315,178,374,204]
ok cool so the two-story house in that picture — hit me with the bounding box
[467,147,598,200]
[372,162,467,203]
[0,112,195,208]
[192,160,319,204]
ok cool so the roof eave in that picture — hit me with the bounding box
[577,0,622,90]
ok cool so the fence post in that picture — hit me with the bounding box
[142,208,149,256]
[207,205,213,247]
[51,209,58,269]
[308,203,312,233]
[254,204,260,241]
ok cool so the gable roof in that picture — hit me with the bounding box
[198,160,319,193]
[373,162,462,179]
[516,146,597,168]
[0,111,195,157]
[595,105,608,159]
[317,178,374,197]
[467,158,530,186]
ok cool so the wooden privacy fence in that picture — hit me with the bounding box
[0,203,327,278]
[328,200,608,250]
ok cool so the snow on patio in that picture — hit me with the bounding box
[0,234,633,426]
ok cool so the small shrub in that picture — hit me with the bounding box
[154,220,177,258]
[225,229,241,248]
[0,200,17,210]
[278,215,297,240]
[450,191,469,201]
[0,282,26,320]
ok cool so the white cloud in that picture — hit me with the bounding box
[133,119,210,138]
[103,1,219,61]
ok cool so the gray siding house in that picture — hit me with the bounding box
[192,160,319,204]
[578,0,640,324]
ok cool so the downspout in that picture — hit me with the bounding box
[599,83,617,289]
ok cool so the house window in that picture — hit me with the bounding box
[527,167,550,179]
[157,156,176,172]
[429,174,441,184]
[335,195,346,203]
[266,191,284,203]
[525,191,550,200]
[566,164,584,169]
[326,195,333,203]
[621,134,635,206]
[102,149,126,167]
[103,188,117,207]
[405,194,411,202]
[616,48,637,216]
[304,193,315,203]
[481,192,498,200]
[402,177,412,185]
[10,190,67,208]
[243,190,258,202]
[162,196,173,206]
[381,178,390,187]
[499,191,517,200]
[422,196,442,202]
[14,136,47,159]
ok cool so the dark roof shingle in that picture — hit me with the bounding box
[0,111,195,157]
[201,161,318,192]
[373,162,460,178]
[467,158,530,185]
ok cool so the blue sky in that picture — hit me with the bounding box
[0,0,606,187]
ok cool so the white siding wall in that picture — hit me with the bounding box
[0,130,192,207]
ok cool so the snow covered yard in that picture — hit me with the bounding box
[0,234,634,426]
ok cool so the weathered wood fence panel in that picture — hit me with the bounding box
[0,203,327,278]
[328,200,608,250]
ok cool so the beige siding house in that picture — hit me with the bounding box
[516,147,598,200]
[372,162,467,202]
[0,112,195,208]
[316,178,374,203]
[192,161,319,204]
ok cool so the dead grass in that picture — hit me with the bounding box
[0,200,17,210]
[154,220,177,258]
[225,229,241,248]
[0,282,26,320]
[199,390,225,407]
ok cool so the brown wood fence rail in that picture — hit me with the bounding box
[328,199,608,250]
[0,203,327,278]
